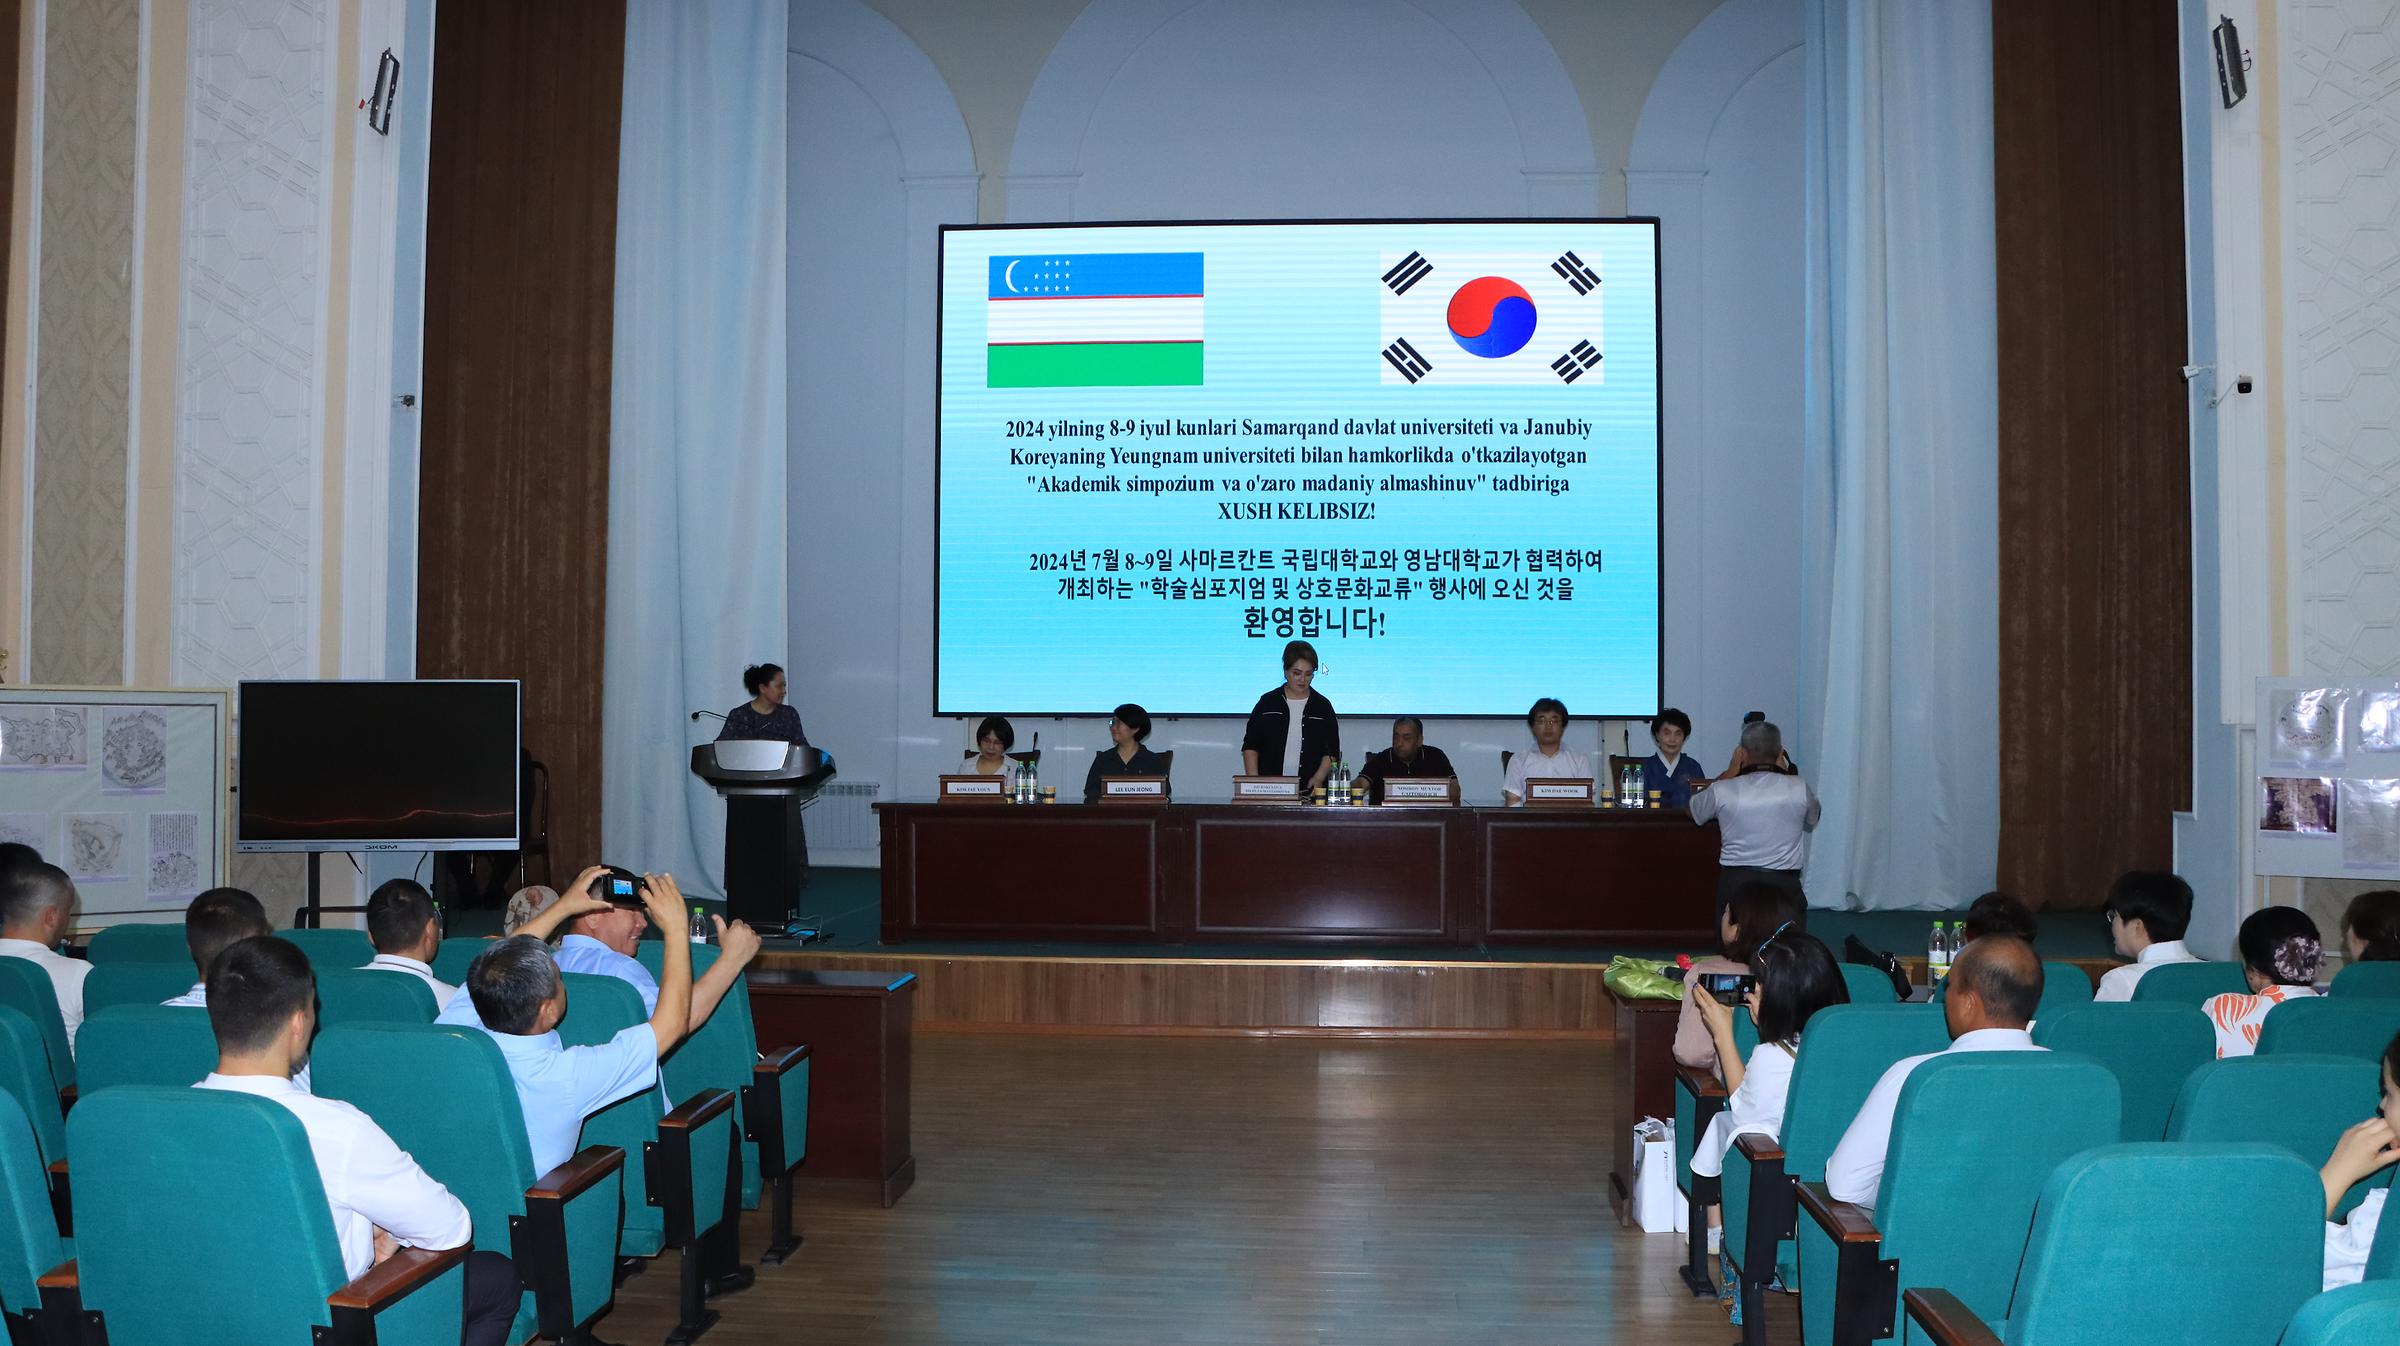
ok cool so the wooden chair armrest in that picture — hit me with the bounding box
[327,1244,469,1312]
[1902,1288,2007,1346]
[527,1144,624,1203]
[755,1043,811,1074]
[1797,1181,1882,1243]
[57,1085,74,1112]
[1674,1063,1728,1099]
[35,1259,74,1292]
[1732,1134,1785,1164]
[45,1159,66,1180]
[659,1086,736,1133]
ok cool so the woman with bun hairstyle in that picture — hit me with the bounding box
[717,663,808,746]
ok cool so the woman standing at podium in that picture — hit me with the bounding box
[718,663,808,745]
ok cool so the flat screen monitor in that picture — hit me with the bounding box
[235,680,520,852]
[934,218,1663,717]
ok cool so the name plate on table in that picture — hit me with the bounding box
[1524,779,1596,807]
[937,775,1008,803]
[1099,776,1168,801]
[1379,777,1459,807]
[1232,775,1303,803]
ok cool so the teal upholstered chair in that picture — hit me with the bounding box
[2166,1053,2383,1216]
[2257,997,2400,1062]
[1723,1003,1949,1346]
[0,1009,63,1178]
[312,1023,626,1345]
[1798,1053,2121,1346]
[2128,960,2248,1006]
[81,923,189,965]
[81,961,202,1015]
[0,961,71,1096]
[274,928,377,972]
[1841,963,1901,1005]
[2329,961,2400,1000]
[315,970,436,1027]
[2282,1282,2400,1345]
[2032,1003,2213,1139]
[0,1088,72,1342]
[61,1084,467,1346]
[1900,1144,2321,1346]
[636,942,812,1259]
[430,938,489,991]
[557,973,742,1342]
[76,1006,217,1095]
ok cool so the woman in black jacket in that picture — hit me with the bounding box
[1240,639,1340,789]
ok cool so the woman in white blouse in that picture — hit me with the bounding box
[1689,926,1850,1222]
[968,717,1017,775]
[2204,905,2324,1058]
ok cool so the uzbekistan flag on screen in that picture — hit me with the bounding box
[987,252,1204,387]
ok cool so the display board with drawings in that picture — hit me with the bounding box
[0,687,229,924]
[2255,677,2400,879]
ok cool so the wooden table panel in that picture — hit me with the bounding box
[892,808,1162,938]
[1192,812,1450,939]
[1482,812,1719,943]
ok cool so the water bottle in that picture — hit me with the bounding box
[1029,756,1039,802]
[689,905,711,945]
[1928,920,1947,982]
[1015,760,1029,804]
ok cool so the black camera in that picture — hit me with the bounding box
[598,866,648,908]
[1699,971,1754,1006]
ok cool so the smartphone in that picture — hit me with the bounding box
[1700,971,1754,1006]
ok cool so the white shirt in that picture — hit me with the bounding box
[1279,695,1310,778]
[360,953,458,1008]
[2202,983,2318,1058]
[1823,1027,2045,1207]
[2327,1188,2387,1291]
[163,981,207,1008]
[194,1072,470,1280]
[1687,770,1821,870]
[1692,1039,1799,1179]
[1502,745,1591,804]
[478,1023,661,1176]
[2092,939,2198,1002]
[0,938,90,1051]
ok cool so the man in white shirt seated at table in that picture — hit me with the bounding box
[2093,870,2200,1002]
[1501,698,1591,805]
[1824,936,2046,1207]
[164,886,272,1007]
[360,878,457,1007]
[0,861,90,1052]
[195,934,519,1346]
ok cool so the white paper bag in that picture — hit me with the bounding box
[1628,1116,1685,1234]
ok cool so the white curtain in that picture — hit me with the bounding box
[1797,0,2000,910]
[601,0,789,889]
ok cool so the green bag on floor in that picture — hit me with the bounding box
[1603,956,1683,1002]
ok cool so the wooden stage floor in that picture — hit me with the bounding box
[604,1031,1794,1345]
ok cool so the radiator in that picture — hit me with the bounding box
[809,781,882,851]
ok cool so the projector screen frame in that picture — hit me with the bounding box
[932,216,1666,720]
[234,678,523,853]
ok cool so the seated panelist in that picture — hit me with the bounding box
[1355,718,1455,803]
[1240,639,1339,790]
[1641,707,1708,809]
[717,662,807,745]
[1083,703,1171,802]
[969,716,1016,775]
[1501,697,1590,806]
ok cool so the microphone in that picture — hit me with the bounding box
[690,710,728,723]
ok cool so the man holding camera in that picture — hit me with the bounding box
[553,870,763,1030]
[1688,719,1820,915]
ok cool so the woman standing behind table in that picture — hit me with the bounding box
[1240,640,1340,791]
[1084,704,1172,802]
[1641,707,1709,809]
[718,663,808,747]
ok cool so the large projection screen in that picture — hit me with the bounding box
[935,219,1661,718]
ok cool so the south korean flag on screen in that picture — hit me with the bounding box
[1377,248,1603,386]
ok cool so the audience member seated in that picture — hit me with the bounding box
[1690,927,1847,1230]
[2205,906,2324,1058]
[2342,890,2400,964]
[504,884,561,936]
[1824,936,2045,1206]
[551,871,763,1028]
[2319,1028,2400,1291]
[1930,891,2038,1001]
[361,878,458,1006]
[1675,881,1808,1075]
[2094,870,2199,1001]
[0,841,40,882]
[196,935,518,1346]
[0,861,88,1052]
[165,886,272,1007]
[453,876,696,1175]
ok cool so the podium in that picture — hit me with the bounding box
[690,742,837,929]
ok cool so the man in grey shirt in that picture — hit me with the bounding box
[1688,719,1820,915]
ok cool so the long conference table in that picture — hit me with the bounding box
[874,801,1721,947]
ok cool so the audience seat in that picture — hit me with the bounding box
[80,923,188,965]
[1798,1053,2121,1346]
[75,1006,216,1095]
[2281,1282,2400,1346]
[2166,1054,2383,1216]
[2035,963,2095,1020]
[556,973,742,1343]
[274,928,377,972]
[635,942,813,1259]
[312,1023,626,1345]
[1672,1050,1728,1295]
[315,971,437,1027]
[2256,997,2400,1062]
[0,1089,71,1343]
[1722,1003,1949,1344]
[1840,963,1902,1005]
[2128,960,2248,1006]
[1900,1144,2322,1346]
[0,961,72,1096]
[0,1009,65,1238]
[81,962,201,1016]
[2031,1003,2213,1139]
[59,1084,468,1346]
[430,938,489,990]
[2328,961,2400,999]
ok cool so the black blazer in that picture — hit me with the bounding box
[1240,688,1340,782]
[1083,744,1171,803]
